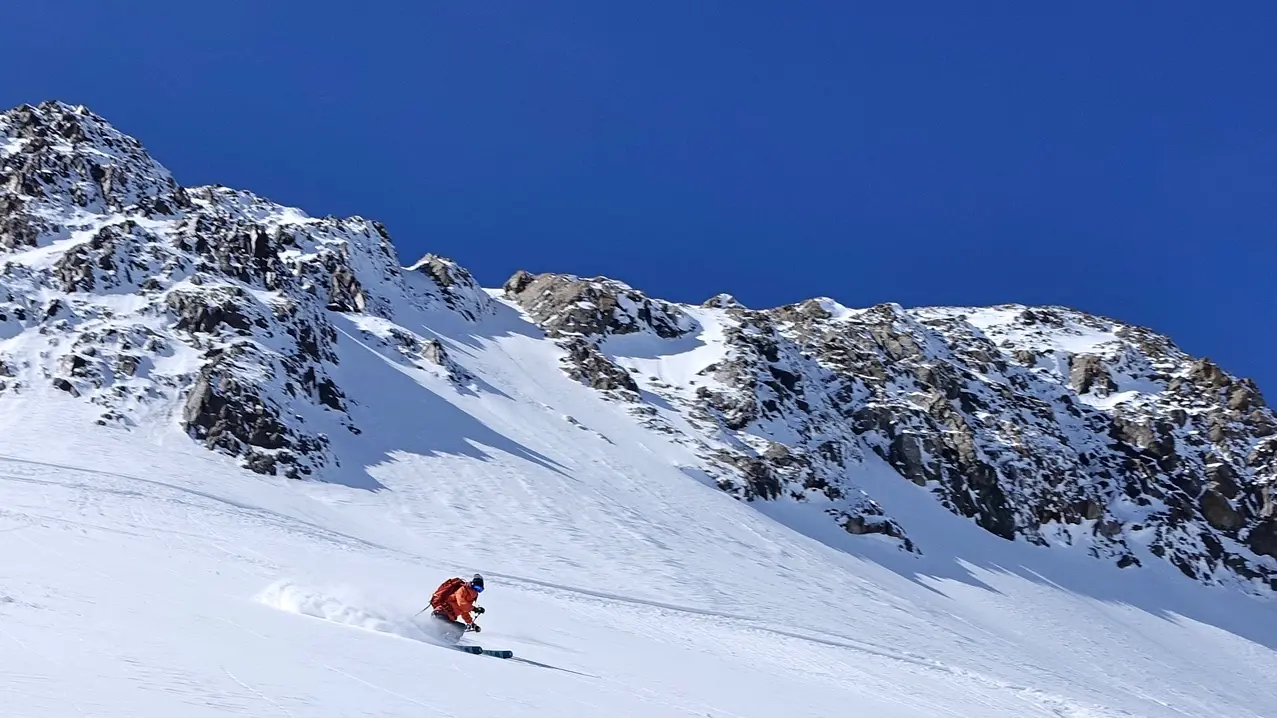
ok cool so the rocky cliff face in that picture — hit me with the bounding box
[503,274,1277,590]
[0,101,486,480]
[4,101,1274,594]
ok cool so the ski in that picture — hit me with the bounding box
[454,645,514,659]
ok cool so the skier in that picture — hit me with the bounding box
[425,573,485,643]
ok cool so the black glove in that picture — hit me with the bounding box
[466,623,482,633]
[473,606,485,616]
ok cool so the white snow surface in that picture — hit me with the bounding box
[918,305,1122,355]
[3,302,1277,717]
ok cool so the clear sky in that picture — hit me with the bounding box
[2,3,1273,392]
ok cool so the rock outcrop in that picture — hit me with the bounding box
[503,271,695,339]
[0,101,477,479]
[503,270,1277,586]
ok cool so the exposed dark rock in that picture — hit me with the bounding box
[317,377,345,411]
[180,347,325,479]
[1229,379,1265,412]
[702,293,745,310]
[50,223,148,292]
[421,339,449,367]
[1248,519,1277,559]
[762,442,794,464]
[836,512,916,552]
[60,353,92,378]
[410,253,491,319]
[1116,554,1141,569]
[887,432,940,487]
[52,377,79,396]
[1206,462,1242,500]
[1187,358,1231,390]
[503,272,693,339]
[327,266,367,312]
[1012,349,1040,366]
[167,291,252,334]
[1112,417,1177,464]
[1,102,179,214]
[1073,498,1105,521]
[1250,439,1277,469]
[1070,354,1117,396]
[116,354,140,377]
[243,450,280,476]
[560,337,639,395]
[712,450,782,501]
[503,269,535,295]
[414,254,462,289]
[696,384,757,431]
[0,206,46,250]
[1200,488,1244,532]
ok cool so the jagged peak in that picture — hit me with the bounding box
[3,100,111,133]
[1,100,179,222]
[406,252,463,275]
[23,100,97,116]
[502,270,695,339]
[797,297,864,320]
[405,253,493,320]
[504,269,637,294]
[2,100,168,170]
[701,293,746,310]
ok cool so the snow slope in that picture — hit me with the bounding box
[4,99,1277,717]
[3,300,1277,717]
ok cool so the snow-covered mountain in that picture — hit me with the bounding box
[3,101,1277,717]
[503,268,1277,590]
[4,100,1272,593]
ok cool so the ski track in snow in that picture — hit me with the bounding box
[1,304,1276,717]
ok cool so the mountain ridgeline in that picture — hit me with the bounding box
[2,101,1274,595]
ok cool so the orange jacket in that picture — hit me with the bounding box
[433,581,480,624]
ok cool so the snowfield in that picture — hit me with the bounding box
[3,302,1277,717]
[3,101,1277,717]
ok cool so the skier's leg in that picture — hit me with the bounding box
[428,611,465,643]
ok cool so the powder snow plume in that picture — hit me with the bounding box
[256,580,443,645]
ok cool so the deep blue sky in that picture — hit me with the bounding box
[3,3,1273,392]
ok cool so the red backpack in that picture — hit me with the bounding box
[430,577,466,611]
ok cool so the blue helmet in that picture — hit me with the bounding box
[471,574,485,592]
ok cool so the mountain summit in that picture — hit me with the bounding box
[2,100,1274,596]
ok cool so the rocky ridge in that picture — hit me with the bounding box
[3,101,1275,594]
[0,102,488,479]
[504,274,1277,590]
